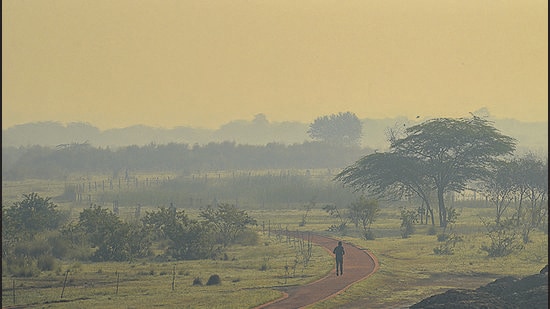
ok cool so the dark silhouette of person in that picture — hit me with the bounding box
[333,241,345,276]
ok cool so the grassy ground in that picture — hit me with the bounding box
[2,176,548,308]
[304,213,548,308]
[2,232,333,308]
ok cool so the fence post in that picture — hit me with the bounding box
[116,271,120,295]
[61,270,69,299]
[12,279,15,305]
[172,265,176,291]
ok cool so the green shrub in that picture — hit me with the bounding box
[364,230,376,240]
[234,229,259,246]
[400,208,418,238]
[37,255,56,271]
[427,226,437,235]
[10,265,39,277]
[433,234,463,255]
[480,218,524,257]
[14,240,50,258]
[48,235,68,258]
[192,277,203,286]
[260,256,270,271]
[6,256,39,277]
[206,274,221,285]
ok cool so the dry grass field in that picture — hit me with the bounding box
[2,173,547,308]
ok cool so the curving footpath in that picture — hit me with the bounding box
[255,232,379,309]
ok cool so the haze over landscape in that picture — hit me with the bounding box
[2,0,548,132]
[2,112,548,156]
[1,2,548,308]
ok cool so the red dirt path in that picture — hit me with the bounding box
[255,233,379,309]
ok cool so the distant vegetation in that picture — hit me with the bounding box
[2,114,547,151]
[2,141,369,180]
[1,115,547,308]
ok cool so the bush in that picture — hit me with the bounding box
[327,223,347,233]
[400,208,419,238]
[260,256,270,271]
[10,265,39,277]
[14,240,50,258]
[48,235,68,258]
[364,230,376,240]
[37,255,56,271]
[5,256,39,277]
[480,218,524,257]
[427,226,437,235]
[192,277,203,286]
[234,229,259,246]
[433,234,463,255]
[206,274,221,285]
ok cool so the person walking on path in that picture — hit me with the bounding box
[333,241,345,276]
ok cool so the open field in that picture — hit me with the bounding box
[2,233,333,309]
[2,173,548,308]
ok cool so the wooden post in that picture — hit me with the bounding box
[12,279,15,305]
[61,270,69,299]
[116,271,119,295]
[172,265,176,291]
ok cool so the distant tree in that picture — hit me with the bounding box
[77,205,151,261]
[348,196,380,239]
[2,193,67,264]
[511,153,548,242]
[308,112,363,147]
[142,207,215,259]
[336,116,517,228]
[478,160,517,224]
[200,203,257,247]
[480,217,524,257]
[3,193,66,240]
[335,152,436,225]
[77,204,122,248]
[300,197,315,227]
[400,207,419,238]
[142,207,191,240]
[323,204,349,232]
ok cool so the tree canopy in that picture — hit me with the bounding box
[335,116,517,227]
[308,112,363,147]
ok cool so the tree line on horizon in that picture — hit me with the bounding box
[3,111,547,152]
[2,112,369,180]
[2,140,372,181]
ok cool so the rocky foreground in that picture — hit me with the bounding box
[410,265,548,309]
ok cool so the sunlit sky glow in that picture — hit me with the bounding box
[2,0,548,130]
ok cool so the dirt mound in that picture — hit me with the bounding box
[410,269,548,309]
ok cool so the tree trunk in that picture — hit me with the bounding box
[438,187,447,228]
[425,202,435,226]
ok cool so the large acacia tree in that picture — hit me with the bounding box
[335,116,517,227]
[336,152,437,225]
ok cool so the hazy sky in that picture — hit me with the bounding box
[2,0,548,130]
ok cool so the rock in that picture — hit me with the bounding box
[409,289,509,309]
[410,270,548,309]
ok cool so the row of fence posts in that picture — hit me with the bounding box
[9,222,308,306]
[9,269,121,306]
